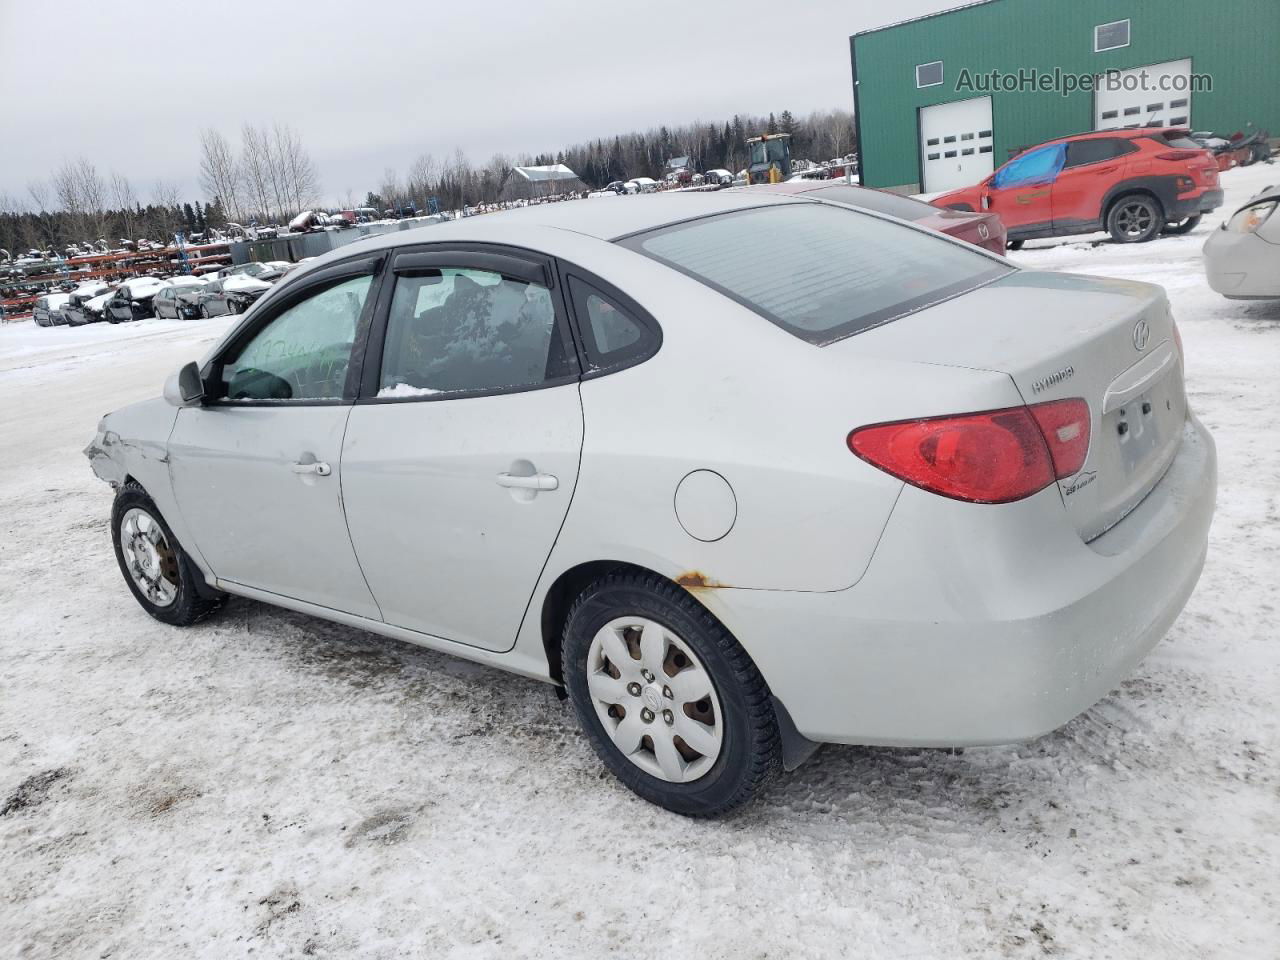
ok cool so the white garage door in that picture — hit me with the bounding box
[920,96,994,193]
[1095,58,1193,130]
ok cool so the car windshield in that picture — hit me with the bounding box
[621,203,1011,345]
[810,185,935,222]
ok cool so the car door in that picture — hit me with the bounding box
[340,246,584,651]
[1052,138,1132,231]
[154,288,174,318]
[983,143,1066,234]
[167,254,385,618]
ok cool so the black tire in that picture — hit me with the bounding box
[1007,239,1025,251]
[562,571,781,817]
[1107,194,1164,243]
[110,481,225,626]
[1163,215,1202,235]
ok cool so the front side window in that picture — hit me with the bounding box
[217,274,373,401]
[622,203,1011,346]
[992,144,1067,188]
[378,266,574,398]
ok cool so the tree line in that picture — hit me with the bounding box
[370,108,856,212]
[0,108,854,254]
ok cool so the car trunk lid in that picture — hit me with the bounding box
[841,270,1186,541]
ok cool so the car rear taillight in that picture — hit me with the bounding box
[848,399,1091,504]
[1158,150,1202,162]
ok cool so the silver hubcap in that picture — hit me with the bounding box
[120,508,178,607]
[587,616,723,783]
[1117,202,1154,238]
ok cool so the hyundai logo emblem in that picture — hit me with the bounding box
[978,223,990,240]
[1133,319,1151,351]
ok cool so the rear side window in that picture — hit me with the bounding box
[1065,138,1129,167]
[566,276,658,372]
[378,267,575,397]
[809,185,935,222]
[620,204,1011,345]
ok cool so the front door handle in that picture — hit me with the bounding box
[292,460,332,476]
[495,472,558,491]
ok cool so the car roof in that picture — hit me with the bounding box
[348,191,803,249]
[1033,127,1191,148]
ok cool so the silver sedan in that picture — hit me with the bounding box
[1203,185,1280,299]
[86,192,1216,816]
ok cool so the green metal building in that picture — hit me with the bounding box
[850,0,1280,193]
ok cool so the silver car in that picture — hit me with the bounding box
[86,193,1216,816]
[1203,185,1280,299]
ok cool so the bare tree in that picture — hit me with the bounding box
[407,152,438,212]
[51,157,106,243]
[198,128,243,222]
[273,122,320,214]
[379,167,403,213]
[151,179,184,241]
[109,172,138,241]
[240,124,276,222]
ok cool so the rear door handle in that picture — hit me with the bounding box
[292,460,332,476]
[496,472,558,491]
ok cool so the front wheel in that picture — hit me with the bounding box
[111,481,225,626]
[1107,195,1164,243]
[562,572,781,817]
[1163,215,1202,235]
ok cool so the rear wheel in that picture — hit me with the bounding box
[111,482,225,626]
[1163,215,1202,235]
[1107,194,1164,243]
[562,572,781,817]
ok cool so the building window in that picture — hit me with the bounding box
[916,61,943,88]
[1094,19,1130,52]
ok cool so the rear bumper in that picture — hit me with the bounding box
[1174,188,1224,218]
[714,415,1217,746]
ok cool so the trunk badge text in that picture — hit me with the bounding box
[1133,320,1151,351]
[1032,365,1075,394]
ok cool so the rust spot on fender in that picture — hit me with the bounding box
[676,571,728,590]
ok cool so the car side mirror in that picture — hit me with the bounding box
[164,361,205,407]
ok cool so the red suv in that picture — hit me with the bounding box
[932,128,1223,247]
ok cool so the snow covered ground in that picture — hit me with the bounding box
[2,167,1278,959]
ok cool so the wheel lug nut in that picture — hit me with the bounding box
[641,708,655,723]
[662,710,674,725]
[641,669,654,682]
[662,686,673,700]
[627,682,642,697]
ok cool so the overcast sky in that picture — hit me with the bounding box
[0,0,961,207]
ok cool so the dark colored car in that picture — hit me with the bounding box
[104,279,164,323]
[219,261,288,283]
[193,277,272,317]
[33,293,72,327]
[932,128,1223,246]
[64,286,115,326]
[153,280,208,319]
[740,180,1008,255]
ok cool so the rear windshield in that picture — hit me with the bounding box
[1152,131,1201,149]
[620,203,1011,345]
[809,185,936,222]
